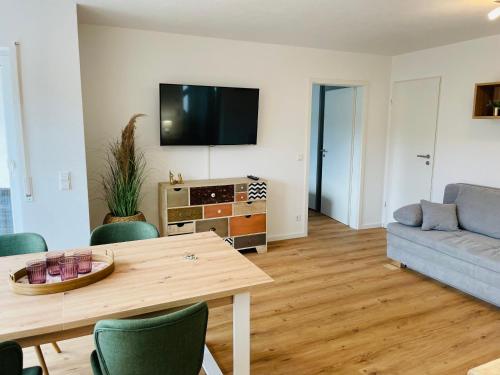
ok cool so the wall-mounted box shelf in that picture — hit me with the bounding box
[473,82,500,119]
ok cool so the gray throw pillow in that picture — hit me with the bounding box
[420,200,459,231]
[455,185,500,239]
[393,204,422,226]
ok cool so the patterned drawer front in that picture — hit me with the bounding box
[248,182,267,200]
[167,222,194,236]
[233,201,266,216]
[190,185,234,205]
[230,214,266,236]
[234,234,266,249]
[167,207,202,222]
[236,192,248,202]
[204,204,232,219]
[167,188,189,208]
[195,218,228,238]
[235,183,248,193]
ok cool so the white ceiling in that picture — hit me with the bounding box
[77,0,500,56]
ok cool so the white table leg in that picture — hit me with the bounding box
[233,292,251,375]
[203,345,223,375]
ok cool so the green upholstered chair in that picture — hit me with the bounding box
[90,222,159,246]
[0,233,62,373]
[90,302,208,375]
[0,233,47,257]
[0,341,42,375]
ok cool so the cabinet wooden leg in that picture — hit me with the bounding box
[35,345,49,375]
[51,342,62,353]
[256,245,267,254]
[390,261,407,269]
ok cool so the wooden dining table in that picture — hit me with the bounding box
[0,231,273,375]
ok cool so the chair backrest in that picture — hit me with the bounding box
[90,222,159,246]
[0,341,23,374]
[0,233,48,257]
[93,302,208,375]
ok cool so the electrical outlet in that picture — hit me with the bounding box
[59,171,71,191]
[296,215,302,222]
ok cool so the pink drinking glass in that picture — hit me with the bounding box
[26,260,47,284]
[76,249,92,274]
[59,256,79,281]
[46,252,64,276]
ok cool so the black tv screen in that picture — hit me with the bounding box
[159,84,259,145]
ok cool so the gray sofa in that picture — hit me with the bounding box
[387,183,500,307]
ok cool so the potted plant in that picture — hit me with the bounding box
[487,100,500,117]
[102,114,147,224]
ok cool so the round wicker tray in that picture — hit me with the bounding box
[9,250,115,296]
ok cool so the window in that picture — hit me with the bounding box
[0,53,13,234]
[0,45,28,234]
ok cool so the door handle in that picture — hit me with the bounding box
[320,149,328,157]
[416,154,431,159]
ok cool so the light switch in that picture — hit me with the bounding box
[59,171,71,191]
[297,153,304,161]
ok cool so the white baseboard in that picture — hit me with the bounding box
[268,232,306,242]
[358,222,383,229]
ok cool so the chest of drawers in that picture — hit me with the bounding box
[159,177,268,253]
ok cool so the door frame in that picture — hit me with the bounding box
[304,78,370,235]
[314,85,326,212]
[382,76,442,226]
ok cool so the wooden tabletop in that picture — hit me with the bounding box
[468,358,500,375]
[0,232,273,342]
[158,177,268,189]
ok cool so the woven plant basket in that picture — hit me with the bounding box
[103,211,146,225]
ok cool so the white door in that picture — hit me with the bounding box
[320,87,355,224]
[385,77,441,223]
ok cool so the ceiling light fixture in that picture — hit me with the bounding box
[489,0,500,20]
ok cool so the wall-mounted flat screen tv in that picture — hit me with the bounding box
[159,83,259,145]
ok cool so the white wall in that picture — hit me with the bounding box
[308,84,320,210]
[0,0,90,249]
[391,34,500,204]
[79,24,391,239]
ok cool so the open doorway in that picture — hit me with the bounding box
[307,83,365,229]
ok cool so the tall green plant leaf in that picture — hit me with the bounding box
[102,114,146,217]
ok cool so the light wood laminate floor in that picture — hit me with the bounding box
[24,212,500,374]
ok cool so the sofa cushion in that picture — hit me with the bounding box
[455,184,500,239]
[420,200,458,231]
[387,222,500,273]
[393,203,422,227]
[387,234,500,306]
